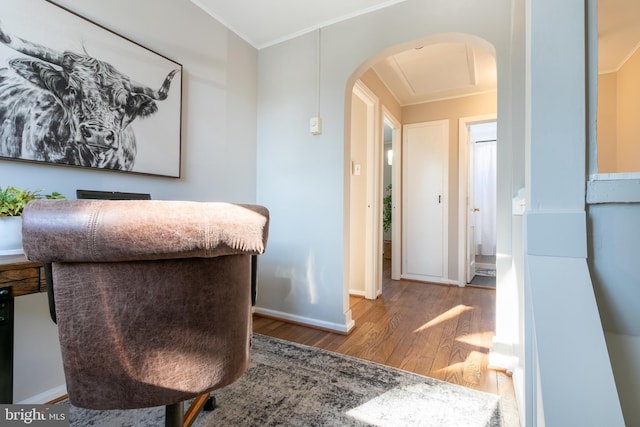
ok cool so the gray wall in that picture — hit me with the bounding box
[1,0,258,205]
[255,0,515,331]
[588,203,640,424]
[5,0,259,402]
[589,204,640,337]
[5,1,632,424]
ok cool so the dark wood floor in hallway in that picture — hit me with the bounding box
[253,262,520,426]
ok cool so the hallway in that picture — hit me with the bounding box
[253,260,519,426]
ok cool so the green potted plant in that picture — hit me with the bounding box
[0,186,65,254]
[383,184,392,233]
[383,184,392,260]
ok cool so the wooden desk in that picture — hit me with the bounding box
[0,254,48,403]
[0,254,47,297]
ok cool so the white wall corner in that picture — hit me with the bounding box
[524,211,587,258]
[349,289,366,297]
[489,336,517,374]
[344,309,355,333]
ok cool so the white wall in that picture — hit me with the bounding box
[588,203,640,425]
[588,204,640,337]
[2,0,259,402]
[255,30,351,330]
[605,333,640,425]
[13,293,65,403]
[525,0,624,425]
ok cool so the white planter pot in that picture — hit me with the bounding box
[0,216,23,255]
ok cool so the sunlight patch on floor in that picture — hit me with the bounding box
[433,350,486,387]
[345,383,451,425]
[413,304,473,332]
[455,331,492,348]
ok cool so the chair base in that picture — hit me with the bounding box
[165,393,216,427]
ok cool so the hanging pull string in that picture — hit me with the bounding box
[316,28,321,117]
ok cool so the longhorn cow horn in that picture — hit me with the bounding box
[132,69,179,100]
[0,21,64,65]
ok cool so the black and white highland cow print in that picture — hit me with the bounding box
[0,21,179,171]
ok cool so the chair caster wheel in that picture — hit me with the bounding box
[203,396,216,411]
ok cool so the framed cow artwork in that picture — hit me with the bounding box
[0,0,182,177]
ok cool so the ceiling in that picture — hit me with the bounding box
[189,0,408,49]
[598,0,640,73]
[371,42,497,105]
[191,0,639,104]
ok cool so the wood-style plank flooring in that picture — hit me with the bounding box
[253,260,520,426]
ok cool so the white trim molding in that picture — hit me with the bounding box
[253,306,355,334]
[587,174,640,204]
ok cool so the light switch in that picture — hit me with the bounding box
[310,117,322,135]
[354,164,361,175]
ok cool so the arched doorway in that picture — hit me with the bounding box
[346,33,497,301]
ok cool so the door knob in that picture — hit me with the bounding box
[473,208,480,212]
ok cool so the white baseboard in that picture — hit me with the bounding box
[511,366,526,427]
[17,384,67,404]
[476,262,496,270]
[253,307,354,334]
[400,275,458,286]
[349,290,382,298]
[488,336,517,373]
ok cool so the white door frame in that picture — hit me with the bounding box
[353,82,381,300]
[382,107,402,281]
[458,114,497,286]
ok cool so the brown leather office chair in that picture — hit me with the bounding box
[21,199,269,427]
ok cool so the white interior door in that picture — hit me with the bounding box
[469,121,497,279]
[351,82,380,300]
[402,120,449,283]
[467,138,477,281]
[458,115,497,285]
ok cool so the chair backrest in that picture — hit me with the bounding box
[47,190,152,323]
[22,199,269,410]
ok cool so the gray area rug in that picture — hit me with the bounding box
[67,334,503,426]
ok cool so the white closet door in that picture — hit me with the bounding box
[402,120,449,283]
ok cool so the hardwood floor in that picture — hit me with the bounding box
[253,260,520,426]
